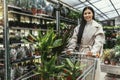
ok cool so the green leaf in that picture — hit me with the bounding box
[53,39,62,48]
[65,58,74,68]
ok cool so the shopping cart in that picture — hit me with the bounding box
[18,52,97,80]
[60,51,97,80]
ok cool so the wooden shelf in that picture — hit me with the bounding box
[10,27,57,31]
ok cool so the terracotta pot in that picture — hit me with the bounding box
[31,8,37,15]
[110,60,116,65]
[67,76,72,80]
[104,58,110,64]
[37,9,42,14]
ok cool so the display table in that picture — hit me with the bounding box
[101,63,120,80]
[101,63,120,75]
[105,74,120,80]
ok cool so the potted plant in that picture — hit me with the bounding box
[114,45,120,65]
[101,49,111,64]
[31,5,37,15]
[110,35,120,65]
[108,49,115,65]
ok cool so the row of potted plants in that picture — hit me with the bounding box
[102,35,120,65]
[8,0,81,20]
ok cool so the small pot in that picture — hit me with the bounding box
[45,4,54,16]
[110,59,117,65]
[104,57,110,64]
[31,5,37,15]
[67,76,72,80]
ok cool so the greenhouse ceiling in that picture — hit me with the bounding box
[53,0,120,21]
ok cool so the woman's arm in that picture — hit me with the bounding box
[91,26,105,56]
[67,25,79,52]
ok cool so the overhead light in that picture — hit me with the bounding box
[79,0,89,2]
[80,0,87,2]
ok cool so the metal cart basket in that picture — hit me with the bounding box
[60,52,97,80]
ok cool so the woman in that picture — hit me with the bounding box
[67,6,105,57]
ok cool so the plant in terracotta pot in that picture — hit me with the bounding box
[31,5,37,15]
[37,5,43,15]
[114,45,120,64]
[109,49,117,65]
[110,35,120,65]
[110,58,117,65]
[102,49,111,64]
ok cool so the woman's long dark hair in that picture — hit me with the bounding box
[77,6,95,44]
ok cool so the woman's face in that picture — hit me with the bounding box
[83,9,93,22]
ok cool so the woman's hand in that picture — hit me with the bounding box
[66,50,72,55]
[86,51,93,57]
[86,51,100,58]
[96,53,100,58]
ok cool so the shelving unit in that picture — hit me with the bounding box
[1,0,80,80]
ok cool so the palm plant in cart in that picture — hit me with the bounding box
[22,28,65,79]
[22,24,77,79]
[62,58,85,80]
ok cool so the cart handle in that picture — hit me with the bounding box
[62,51,100,58]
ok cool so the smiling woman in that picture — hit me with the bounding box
[66,6,105,79]
[66,6,105,56]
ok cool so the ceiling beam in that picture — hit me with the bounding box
[87,1,110,20]
[47,0,80,12]
[109,0,120,16]
[104,8,120,14]
[73,0,101,7]
[76,1,107,21]
[58,0,80,12]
